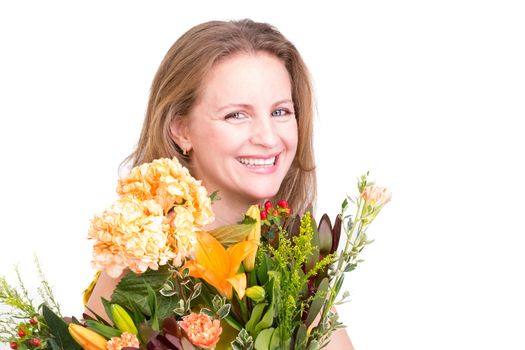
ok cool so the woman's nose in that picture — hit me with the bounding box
[250,114,279,148]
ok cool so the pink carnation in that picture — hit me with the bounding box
[107,332,140,350]
[179,313,222,349]
[362,185,392,206]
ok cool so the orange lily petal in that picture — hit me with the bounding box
[217,282,233,300]
[186,231,258,299]
[194,231,230,276]
[226,273,247,300]
[183,260,203,278]
[226,240,258,276]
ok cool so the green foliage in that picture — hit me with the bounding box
[0,258,60,345]
[84,320,122,339]
[34,255,61,317]
[304,278,329,328]
[41,305,80,350]
[231,328,254,350]
[111,265,176,320]
[207,222,253,247]
[210,190,220,204]
[309,172,382,347]
[264,212,335,347]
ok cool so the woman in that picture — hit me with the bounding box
[86,19,353,349]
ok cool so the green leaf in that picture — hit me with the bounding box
[269,327,281,350]
[254,302,274,335]
[341,198,349,212]
[333,275,345,295]
[307,340,320,350]
[146,283,160,331]
[246,303,268,335]
[240,215,257,225]
[294,324,308,350]
[41,304,81,350]
[256,254,272,285]
[111,266,176,320]
[254,327,275,350]
[83,305,111,326]
[212,294,224,311]
[231,343,242,350]
[101,298,115,324]
[85,320,122,339]
[125,296,146,325]
[47,338,60,350]
[190,282,202,301]
[208,223,253,247]
[344,263,357,272]
[174,299,185,316]
[159,280,177,297]
[210,190,220,203]
[305,278,329,327]
[217,304,231,320]
[200,308,213,316]
[224,314,242,331]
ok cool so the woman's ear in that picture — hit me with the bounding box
[169,117,192,152]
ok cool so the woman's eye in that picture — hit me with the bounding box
[225,112,246,120]
[271,108,292,117]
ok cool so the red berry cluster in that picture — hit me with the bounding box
[10,318,41,349]
[259,199,292,220]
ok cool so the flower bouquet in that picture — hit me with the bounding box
[1,158,390,350]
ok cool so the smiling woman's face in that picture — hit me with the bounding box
[177,52,298,205]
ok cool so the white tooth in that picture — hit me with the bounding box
[238,157,277,166]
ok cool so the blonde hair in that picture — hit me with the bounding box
[124,19,317,214]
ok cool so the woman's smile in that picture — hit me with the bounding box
[236,152,280,173]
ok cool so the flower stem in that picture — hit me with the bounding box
[320,195,364,323]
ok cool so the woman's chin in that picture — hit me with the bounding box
[241,186,280,203]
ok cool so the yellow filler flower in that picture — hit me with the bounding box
[184,231,257,300]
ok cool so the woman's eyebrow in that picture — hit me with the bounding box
[216,99,293,113]
[215,103,252,114]
[272,99,294,107]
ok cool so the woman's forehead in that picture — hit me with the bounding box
[199,53,293,109]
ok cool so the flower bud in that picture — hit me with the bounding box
[243,205,261,272]
[245,286,266,303]
[110,304,138,335]
[68,323,108,350]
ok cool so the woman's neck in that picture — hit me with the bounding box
[205,191,260,231]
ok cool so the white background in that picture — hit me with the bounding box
[1,1,524,349]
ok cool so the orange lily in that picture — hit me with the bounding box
[184,230,258,299]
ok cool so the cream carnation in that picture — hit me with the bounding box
[89,158,215,276]
[89,196,176,277]
[117,158,214,228]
